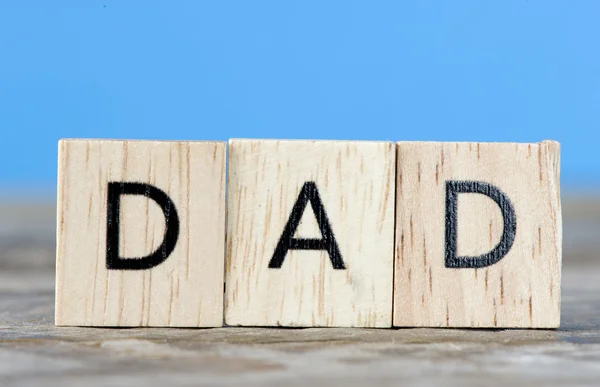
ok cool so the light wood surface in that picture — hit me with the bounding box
[394,141,562,328]
[225,139,396,327]
[2,199,600,387]
[55,139,226,327]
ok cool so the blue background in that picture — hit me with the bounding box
[0,1,597,193]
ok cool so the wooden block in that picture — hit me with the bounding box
[56,139,226,327]
[225,139,396,327]
[394,141,562,328]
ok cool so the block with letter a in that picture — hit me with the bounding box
[394,141,561,328]
[225,139,396,327]
[55,139,226,327]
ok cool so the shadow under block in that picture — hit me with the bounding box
[56,139,227,327]
[225,140,396,327]
[393,141,562,328]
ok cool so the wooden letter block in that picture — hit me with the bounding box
[394,141,561,328]
[56,139,226,327]
[225,140,396,327]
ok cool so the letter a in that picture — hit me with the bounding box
[106,182,180,270]
[269,181,345,269]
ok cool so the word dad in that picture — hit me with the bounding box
[106,180,516,271]
[55,139,561,329]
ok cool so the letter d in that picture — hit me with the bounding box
[106,182,180,270]
[445,181,517,269]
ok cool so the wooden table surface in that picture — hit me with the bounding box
[1,200,600,386]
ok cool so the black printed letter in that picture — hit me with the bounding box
[445,181,517,269]
[269,182,345,269]
[106,182,180,270]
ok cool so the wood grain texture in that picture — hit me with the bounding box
[56,139,226,327]
[394,141,562,328]
[225,139,395,327]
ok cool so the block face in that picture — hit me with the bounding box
[394,141,561,328]
[56,139,226,327]
[225,140,395,327]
